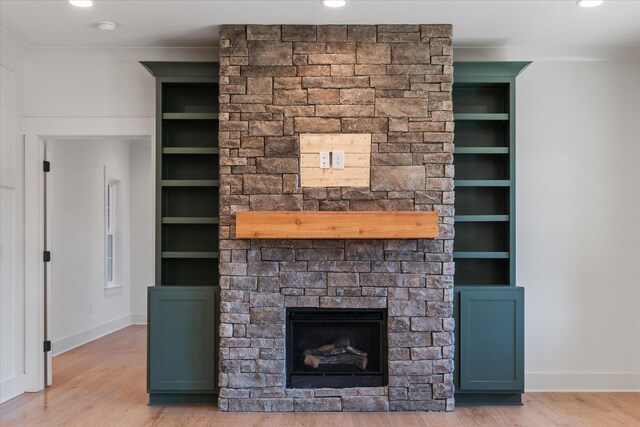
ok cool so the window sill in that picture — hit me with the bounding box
[105,284,124,296]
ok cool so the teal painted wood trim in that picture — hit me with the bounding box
[455,215,510,222]
[454,393,523,406]
[455,180,510,187]
[454,283,510,287]
[453,76,513,84]
[459,287,524,392]
[147,287,217,394]
[162,217,220,224]
[454,147,509,154]
[509,77,517,285]
[163,148,220,155]
[161,251,220,259]
[149,393,217,406]
[141,61,219,78]
[157,76,218,84]
[162,113,219,120]
[160,180,219,187]
[453,62,531,78]
[454,113,509,121]
[155,78,163,285]
[454,251,510,259]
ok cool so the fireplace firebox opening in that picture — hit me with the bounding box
[286,308,388,389]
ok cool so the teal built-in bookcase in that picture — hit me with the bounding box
[141,61,220,405]
[453,62,530,406]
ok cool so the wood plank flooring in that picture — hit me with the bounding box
[1,326,638,426]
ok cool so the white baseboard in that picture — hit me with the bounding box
[52,315,131,356]
[131,313,147,324]
[1,374,25,404]
[526,372,640,391]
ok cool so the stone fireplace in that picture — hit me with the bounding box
[218,24,455,412]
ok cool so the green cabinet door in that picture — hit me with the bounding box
[458,287,524,391]
[148,287,217,393]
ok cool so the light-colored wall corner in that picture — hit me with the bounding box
[0,28,28,69]
[52,315,131,356]
[131,314,147,325]
[129,142,153,318]
[526,373,640,392]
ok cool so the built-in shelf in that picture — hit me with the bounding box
[455,215,509,222]
[236,211,439,239]
[454,113,509,121]
[161,251,220,259]
[162,113,219,120]
[163,147,220,155]
[454,147,509,154]
[160,180,219,187]
[162,217,220,224]
[455,180,511,187]
[454,251,510,259]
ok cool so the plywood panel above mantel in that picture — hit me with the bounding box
[235,211,439,239]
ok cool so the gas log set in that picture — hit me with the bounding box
[303,338,368,371]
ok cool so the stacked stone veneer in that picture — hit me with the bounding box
[218,24,455,412]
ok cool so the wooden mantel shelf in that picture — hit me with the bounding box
[235,211,439,239]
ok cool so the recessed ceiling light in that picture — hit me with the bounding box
[577,0,603,7]
[322,0,346,8]
[69,0,94,7]
[97,21,117,31]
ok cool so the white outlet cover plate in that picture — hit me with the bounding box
[319,151,330,169]
[332,151,345,169]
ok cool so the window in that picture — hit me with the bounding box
[105,167,121,289]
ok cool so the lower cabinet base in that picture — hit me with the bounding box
[455,393,523,406]
[148,393,217,406]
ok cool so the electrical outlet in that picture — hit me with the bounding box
[319,151,331,169]
[332,151,345,169]
[89,304,93,314]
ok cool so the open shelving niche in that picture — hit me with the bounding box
[157,78,220,286]
[453,77,516,287]
[452,62,530,405]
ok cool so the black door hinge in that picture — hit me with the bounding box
[43,341,51,352]
[43,161,50,172]
[43,251,51,262]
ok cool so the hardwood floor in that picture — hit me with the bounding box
[1,326,639,426]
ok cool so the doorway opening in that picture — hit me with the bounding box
[44,136,153,387]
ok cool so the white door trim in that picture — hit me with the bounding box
[23,117,154,392]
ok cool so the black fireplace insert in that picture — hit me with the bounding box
[286,308,388,388]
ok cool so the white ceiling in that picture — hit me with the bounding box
[1,0,639,49]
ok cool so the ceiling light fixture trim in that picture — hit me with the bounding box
[69,0,94,7]
[97,21,118,31]
[322,0,347,8]
[577,0,604,7]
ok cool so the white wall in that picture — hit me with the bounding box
[517,60,640,391]
[23,47,216,118]
[130,141,153,323]
[49,139,133,355]
[456,48,640,391]
[0,29,26,403]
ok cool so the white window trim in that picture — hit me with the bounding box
[104,166,123,290]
